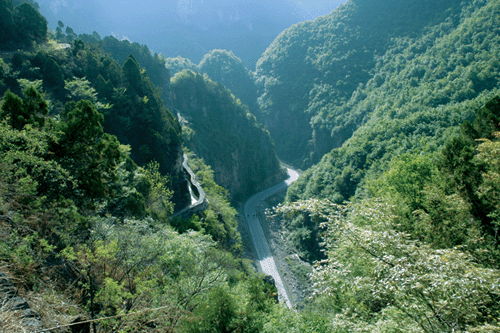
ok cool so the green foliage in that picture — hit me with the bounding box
[65,76,98,102]
[184,286,238,333]
[288,93,500,260]
[165,55,198,76]
[43,57,65,87]
[0,87,48,130]
[105,54,182,177]
[261,305,329,333]
[187,154,242,254]
[0,1,15,47]
[0,119,69,200]
[141,160,175,220]
[379,154,435,210]
[17,78,43,93]
[0,120,90,283]
[53,100,122,200]
[171,70,285,201]
[274,93,500,331]
[198,50,259,116]
[0,9,292,333]
[64,26,77,42]
[257,0,500,170]
[275,198,500,332]
[100,36,170,102]
[1,90,24,129]
[0,19,187,205]
[475,132,500,228]
[0,0,47,49]
[13,2,47,44]
[64,216,237,331]
[368,153,483,251]
[65,76,111,112]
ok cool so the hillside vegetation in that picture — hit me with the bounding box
[269,0,500,257]
[3,0,500,331]
[0,2,287,331]
[198,50,260,117]
[165,50,260,117]
[256,0,499,167]
[269,92,500,332]
[171,70,285,202]
[257,0,500,330]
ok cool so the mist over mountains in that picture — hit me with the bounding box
[36,0,345,67]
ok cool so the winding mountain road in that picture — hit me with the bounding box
[244,168,299,308]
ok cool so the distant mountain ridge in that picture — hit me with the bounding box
[36,0,343,67]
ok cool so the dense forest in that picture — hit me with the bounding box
[266,0,500,331]
[0,0,285,331]
[165,49,260,116]
[171,69,285,202]
[255,0,500,167]
[2,0,500,331]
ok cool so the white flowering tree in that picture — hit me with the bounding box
[274,198,500,332]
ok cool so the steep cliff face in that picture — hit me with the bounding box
[171,70,286,202]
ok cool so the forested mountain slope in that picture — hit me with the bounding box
[198,50,260,117]
[0,3,284,332]
[1,41,187,207]
[285,0,500,203]
[255,0,496,167]
[171,70,286,202]
[260,1,500,330]
[166,50,260,117]
[0,0,47,49]
[54,28,172,108]
[51,21,284,205]
[4,0,500,331]
[265,0,500,265]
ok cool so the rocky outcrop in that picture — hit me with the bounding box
[0,271,43,332]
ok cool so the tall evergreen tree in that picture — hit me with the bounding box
[55,100,122,200]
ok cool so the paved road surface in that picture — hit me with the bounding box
[243,168,299,308]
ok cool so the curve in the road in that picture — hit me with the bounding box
[243,168,299,308]
[171,154,209,219]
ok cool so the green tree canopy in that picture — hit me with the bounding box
[0,87,48,130]
[55,100,122,200]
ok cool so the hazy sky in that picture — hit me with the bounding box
[36,0,347,65]
[37,0,346,32]
[285,0,346,19]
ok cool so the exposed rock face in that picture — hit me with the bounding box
[0,272,16,298]
[171,148,191,212]
[0,271,43,332]
[172,154,209,219]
